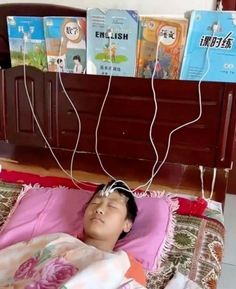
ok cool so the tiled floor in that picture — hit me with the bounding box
[218,194,236,288]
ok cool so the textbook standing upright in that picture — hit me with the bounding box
[136,17,187,79]
[7,16,47,71]
[43,16,86,73]
[180,10,236,83]
[86,9,139,77]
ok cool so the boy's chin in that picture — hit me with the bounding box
[84,228,105,239]
[85,229,119,242]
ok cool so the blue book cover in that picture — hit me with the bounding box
[86,8,139,77]
[7,16,47,71]
[43,16,86,73]
[180,10,236,83]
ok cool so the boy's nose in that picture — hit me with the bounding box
[96,206,104,215]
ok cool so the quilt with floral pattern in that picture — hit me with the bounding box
[0,232,145,289]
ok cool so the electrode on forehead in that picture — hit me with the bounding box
[98,182,129,203]
[99,184,116,197]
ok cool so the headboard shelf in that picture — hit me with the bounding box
[1,65,235,170]
[0,2,236,203]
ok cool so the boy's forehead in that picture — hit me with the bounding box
[93,190,128,203]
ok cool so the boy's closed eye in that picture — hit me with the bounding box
[91,201,99,205]
[108,202,119,209]
[89,201,99,206]
[90,197,101,205]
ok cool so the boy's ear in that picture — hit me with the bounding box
[123,219,133,233]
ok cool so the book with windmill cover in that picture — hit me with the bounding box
[6,16,47,71]
[180,10,236,83]
[136,17,188,79]
[86,8,139,77]
[43,16,86,73]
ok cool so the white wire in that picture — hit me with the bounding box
[199,165,205,198]
[93,22,218,196]
[93,29,202,196]
[134,35,163,193]
[22,34,84,188]
[94,34,116,180]
[209,167,217,200]
[57,35,82,188]
[103,179,147,199]
[199,166,217,200]
[93,34,150,196]
[20,18,220,197]
[145,25,218,191]
[94,33,165,195]
[197,27,218,200]
[22,31,149,196]
[217,0,223,11]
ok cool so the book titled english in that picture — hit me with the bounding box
[86,8,139,77]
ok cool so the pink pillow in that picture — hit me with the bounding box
[115,194,178,271]
[0,185,178,271]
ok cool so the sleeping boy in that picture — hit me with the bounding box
[0,180,146,288]
[81,180,147,287]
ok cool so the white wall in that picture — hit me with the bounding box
[2,0,217,17]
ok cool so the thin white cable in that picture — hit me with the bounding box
[94,32,116,180]
[198,26,219,200]
[105,179,147,198]
[146,24,218,190]
[134,35,163,193]
[217,0,223,11]
[22,31,154,196]
[199,166,217,200]
[57,35,82,188]
[199,165,205,198]
[209,167,217,200]
[85,23,217,196]
[22,34,83,188]
[145,36,167,192]
[93,32,150,196]
[93,30,203,196]
[93,33,162,195]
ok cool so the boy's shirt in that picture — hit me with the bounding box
[126,253,147,287]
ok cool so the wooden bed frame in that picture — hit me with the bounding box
[0,3,236,203]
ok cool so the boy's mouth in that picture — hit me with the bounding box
[90,216,104,223]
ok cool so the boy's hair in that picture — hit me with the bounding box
[92,180,138,239]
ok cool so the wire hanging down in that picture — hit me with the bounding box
[22,32,85,188]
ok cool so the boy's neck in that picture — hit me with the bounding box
[83,236,115,252]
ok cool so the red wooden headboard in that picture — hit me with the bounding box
[0,3,236,202]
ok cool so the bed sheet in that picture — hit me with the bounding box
[148,214,224,289]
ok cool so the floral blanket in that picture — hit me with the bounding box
[0,233,146,289]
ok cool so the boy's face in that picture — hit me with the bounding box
[83,191,132,243]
